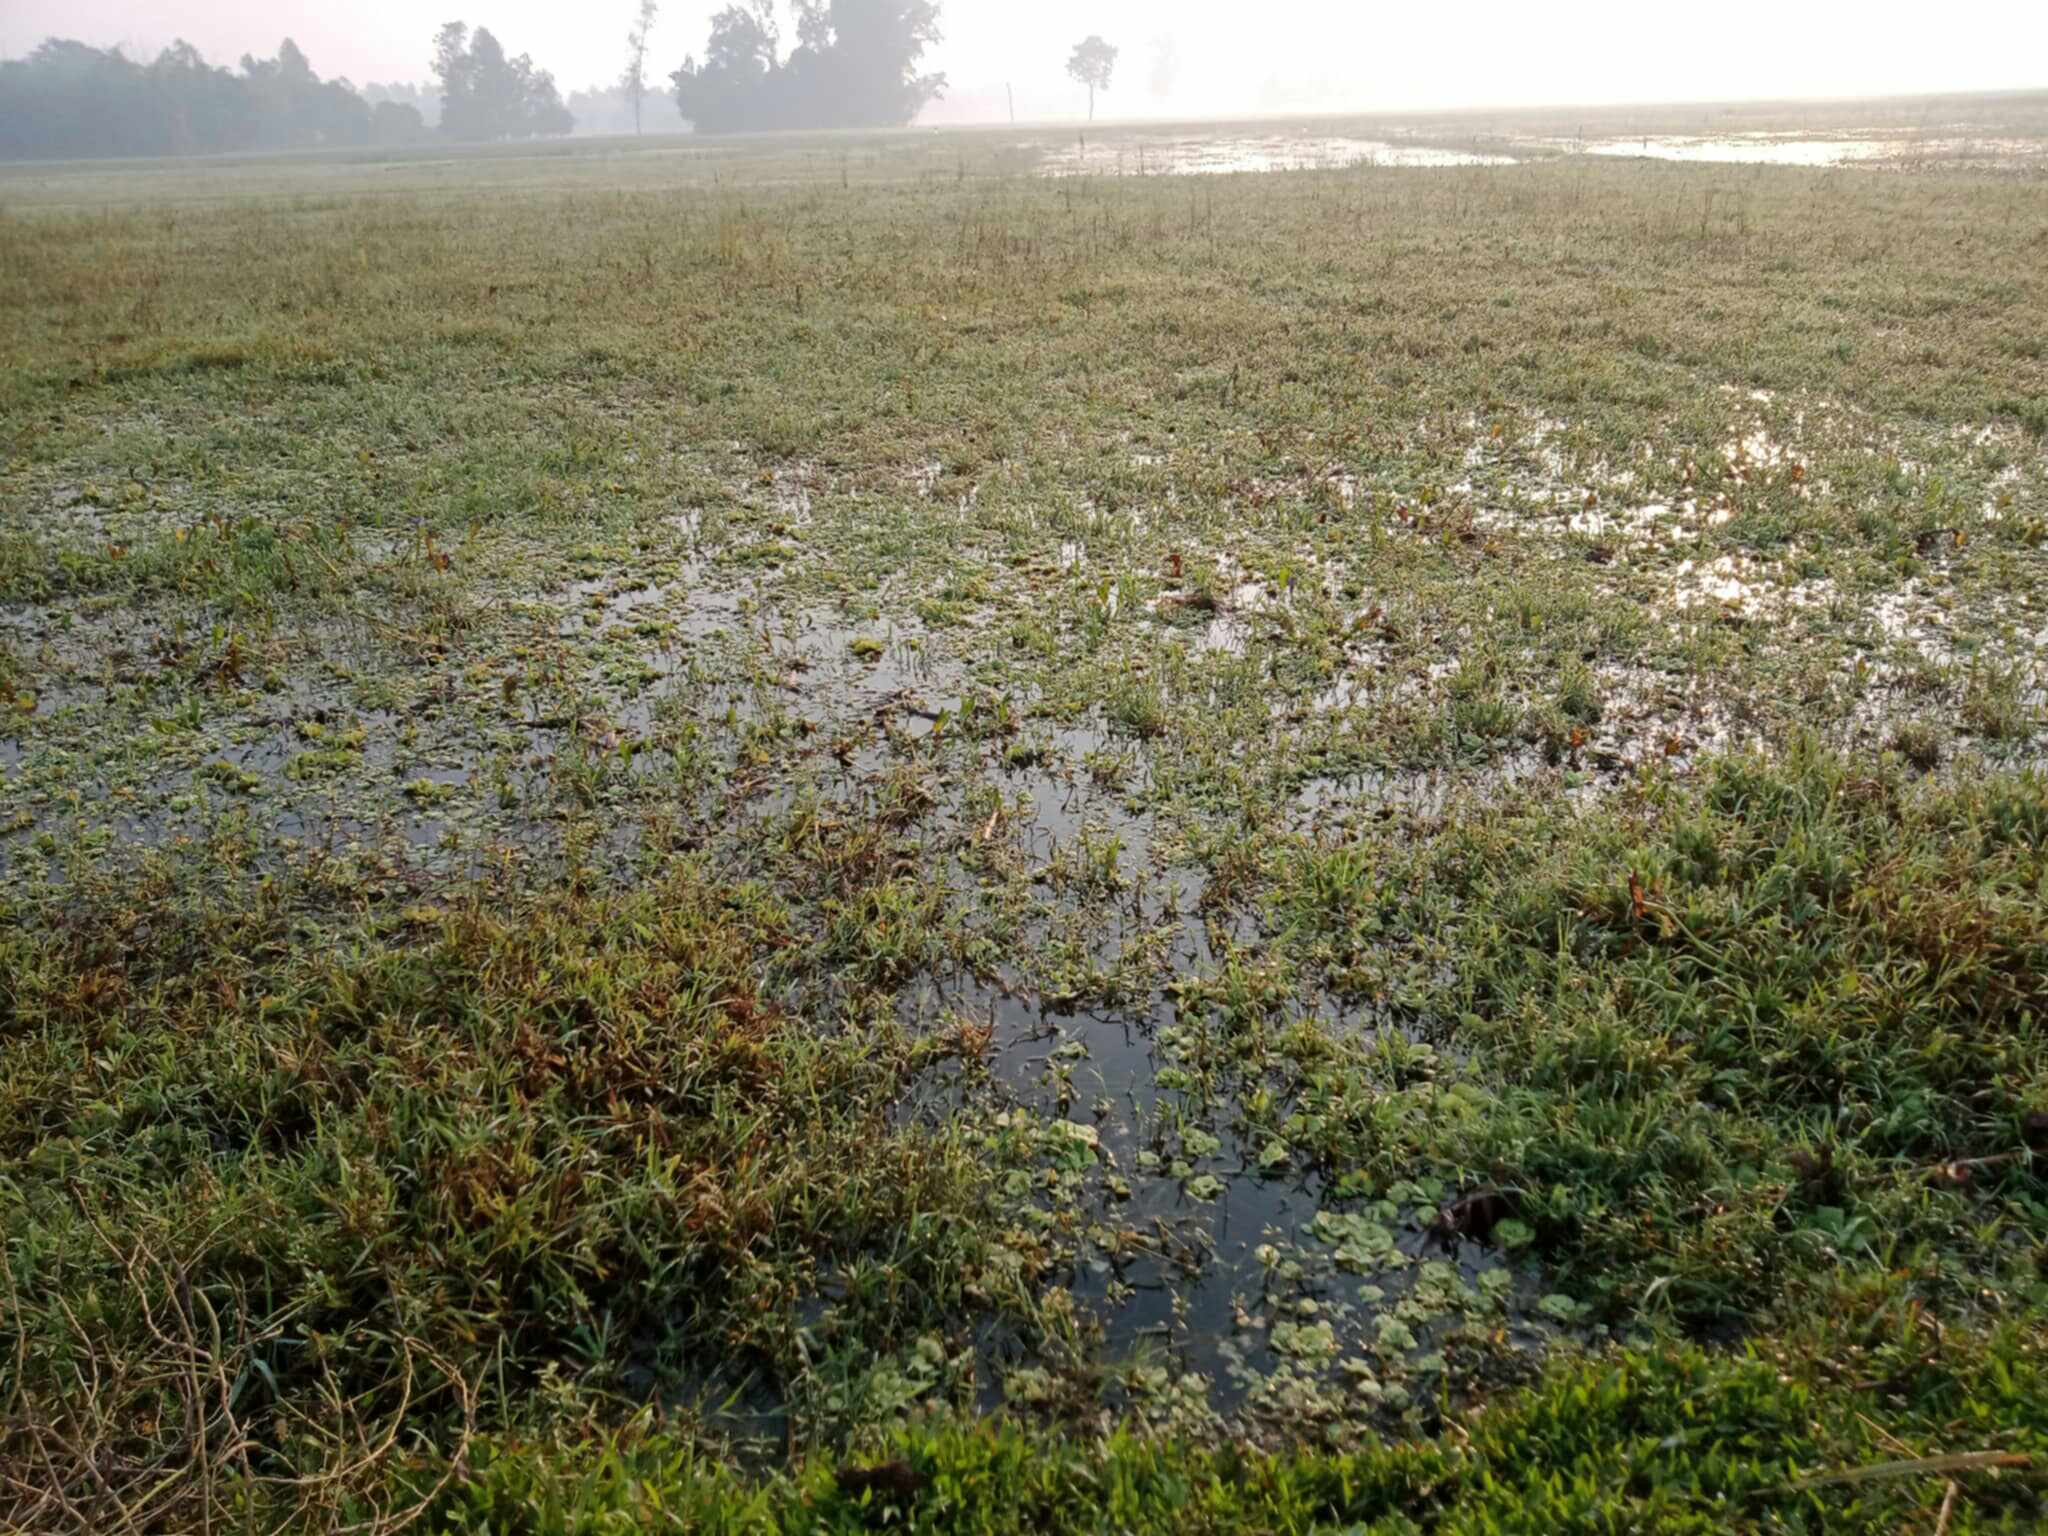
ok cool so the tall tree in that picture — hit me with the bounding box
[795,0,945,129]
[433,20,573,140]
[1065,35,1116,123]
[671,0,944,134]
[432,22,479,134]
[621,1,660,135]
[670,3,785,133]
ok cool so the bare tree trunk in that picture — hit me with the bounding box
[1088,85,1094,122]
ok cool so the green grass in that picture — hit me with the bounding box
[440,1302,2048,1533]
[2,111,2047,1531]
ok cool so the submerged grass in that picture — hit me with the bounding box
[2,112,2047,1531]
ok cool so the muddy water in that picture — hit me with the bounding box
[867,719,1560,1422]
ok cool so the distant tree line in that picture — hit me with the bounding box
[0,38,420,161]
[0,2,984,160]
[0,22,573,162]
[671,0,945,134]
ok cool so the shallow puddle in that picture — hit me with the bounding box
[885,752,1560,1425]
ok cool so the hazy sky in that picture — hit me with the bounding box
[3,1,2044,122]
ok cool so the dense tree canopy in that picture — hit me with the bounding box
[361,80,442,129]
[670,0,946,134]
[432,23,575,141]
[240,39,381,150]
[0,38,424,162]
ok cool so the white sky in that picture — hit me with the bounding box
[2,1,2043,122]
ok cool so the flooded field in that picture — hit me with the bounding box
[1561,131,2048,168]
[4,104,2048,1531]
[1030,118,2048,179]
[1037,133,1518,177]
[1572,134,1900,166]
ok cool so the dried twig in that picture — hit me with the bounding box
[1932,1478,1959,1536]
[1781,1450,2031,1491]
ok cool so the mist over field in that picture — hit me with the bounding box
[4,0,2047,134]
